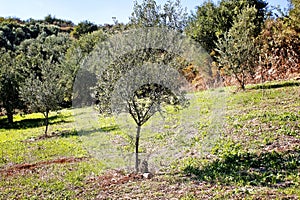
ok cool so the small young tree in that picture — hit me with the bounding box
[73,26,201,172]
[20,60,65,135]
[109,65,188,172]
[215,6,259,90]
[74,1,207,172]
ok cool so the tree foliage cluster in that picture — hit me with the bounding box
[187,0,299,89]
[185,0,268,53]
[130,0,188,30]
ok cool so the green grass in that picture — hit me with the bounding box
[0,110,87,167]
[0,80,299,199]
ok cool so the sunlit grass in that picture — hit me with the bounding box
[0,80,299,198]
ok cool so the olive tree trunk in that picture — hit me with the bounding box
[44,110,49,136]
[135,125,141,172]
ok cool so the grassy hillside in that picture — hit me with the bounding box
[0,81,299,199]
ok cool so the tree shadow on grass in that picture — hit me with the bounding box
[249,81,300,90]
[184,149,300,187]
[100,124,120,132]
[0,115,72,130]
[76,125,121,137]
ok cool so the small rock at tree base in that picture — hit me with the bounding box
[143,172,153,179]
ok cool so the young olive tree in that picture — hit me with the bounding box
[74,1,208,172]
[19,33,71,135]
[20,60,65,135]
[74,26,202,172]
[109,64,189,172]
[215,6,259,90]
[89,41,190,171]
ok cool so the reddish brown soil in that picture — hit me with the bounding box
[0,157,89,176]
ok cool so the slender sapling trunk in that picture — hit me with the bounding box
[44,110,49,136]
[135,125,141,172]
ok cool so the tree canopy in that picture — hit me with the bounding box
[215,6,259,90]
[186,0,268,53]
[130,0,188,30]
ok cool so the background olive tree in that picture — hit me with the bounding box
[19,33,71,135]
[20,60,65,135]
[215,6,260,90]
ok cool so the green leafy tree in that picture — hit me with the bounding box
[130,0,188,30]
[43,14,74,27]
[20,60,65,135]
[17,33,71,134]
[0,19,64,51]
[0,49,21,124]
[95,62,188,172]
[71,20,98,39]
[215,6,259,90]
[0,21,30,50]
[78,27,198,172]
[185,1,218,53]
[186,0,267,53]
[0,20,66,124]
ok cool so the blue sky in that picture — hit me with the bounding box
[0,0,290,25]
